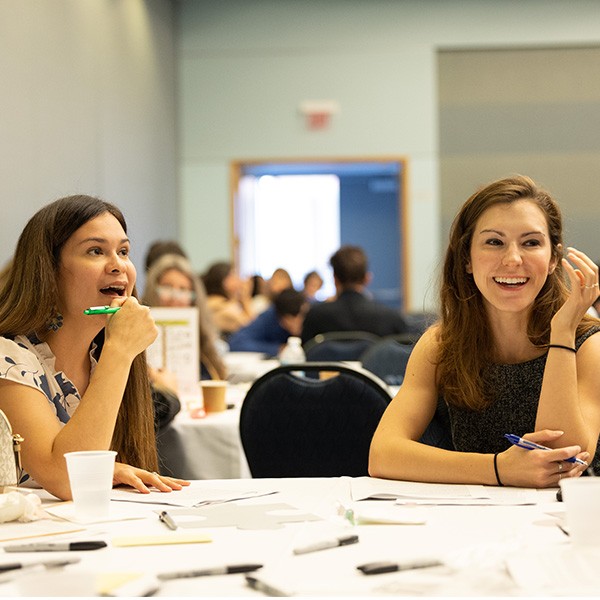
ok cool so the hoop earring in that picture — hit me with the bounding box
[47,311,63,332]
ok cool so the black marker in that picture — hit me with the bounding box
[0,557,80,572]
[158,563,262,581]
[293,534,359,555]
[4,541,107,553]
[357,559,442,575]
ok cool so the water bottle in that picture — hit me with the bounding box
[279,337,306,365]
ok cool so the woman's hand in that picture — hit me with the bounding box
[551,248,600,337]
[113,462,190,494]
[104,297,158,361]
[496,429,590,488]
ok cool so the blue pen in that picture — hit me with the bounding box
[504,433,588,466]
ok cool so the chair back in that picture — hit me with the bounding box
[239,362,391,478]
[303,331,380,361]
[360,335,415,386]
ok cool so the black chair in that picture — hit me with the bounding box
[360,335,415,386]
[303,331,381,361]
[404,311,437,338]
[239,362,391,478]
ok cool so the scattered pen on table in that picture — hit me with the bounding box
[0,558,81,584]
[83,306,121,315]
[4,541,107,553]
[158,510,178,531]
[293,534,359,555]
[357,559,443,575]
[0,557,81,573]
[503,433,588,466]
[158,563,262,581]
[245,575,288,597]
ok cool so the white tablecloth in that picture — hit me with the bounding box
[0,478,593,597]
[158,384,251,480]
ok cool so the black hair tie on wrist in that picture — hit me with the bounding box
[493,452,504,487]
[546,344,576,353]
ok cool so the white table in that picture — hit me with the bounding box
[158,384,251,480]
[0,477,594,597]
[157,351,282,480]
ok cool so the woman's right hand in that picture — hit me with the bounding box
[105,297,158,360]
[551,247,599,337]
[496,429,590,488]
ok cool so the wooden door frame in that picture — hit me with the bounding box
[229,156,410,311]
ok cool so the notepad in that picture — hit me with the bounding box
[111,533,212,547]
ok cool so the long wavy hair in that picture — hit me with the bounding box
[0,195,158,471]
[143,254,227,380]
[438,175,598,411]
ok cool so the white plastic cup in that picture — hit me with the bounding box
[64,450,116,520]
[559,477,600,546]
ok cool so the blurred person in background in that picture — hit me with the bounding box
[202,261,255,339]
[143,254,227,381]
[228,288,308,357]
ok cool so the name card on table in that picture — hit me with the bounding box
[146,307,200,406]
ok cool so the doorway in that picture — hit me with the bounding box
[231,158,408,309]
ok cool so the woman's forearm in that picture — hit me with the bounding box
[51,344,133,457]
[536,346,588,450]
[369,437,498,486]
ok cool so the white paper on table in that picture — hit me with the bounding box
[506,545,600,595]
[110,484,279,508]
[0,518,87,542]
[351,477,538,505]
[146,307,200,404]
[44,501,152,524]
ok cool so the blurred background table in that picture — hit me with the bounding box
[157,383,251,480]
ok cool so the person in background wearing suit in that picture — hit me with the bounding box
[301,245,408,343]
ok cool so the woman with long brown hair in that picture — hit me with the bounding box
[370,175,600,488]
[0,195,188,500]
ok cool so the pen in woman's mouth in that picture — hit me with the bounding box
[83,306,121,315]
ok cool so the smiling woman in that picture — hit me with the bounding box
[369,175,600,489]
[0,195,188,500]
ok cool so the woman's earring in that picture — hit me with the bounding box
[47,311,63,332]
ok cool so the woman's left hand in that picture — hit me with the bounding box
[552,247,599,333]
[113,462,190,494]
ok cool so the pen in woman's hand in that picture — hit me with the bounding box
[503,433,588,466]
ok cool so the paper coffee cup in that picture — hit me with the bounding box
[201,380,227,413]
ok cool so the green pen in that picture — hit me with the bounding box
[83,306,121,315]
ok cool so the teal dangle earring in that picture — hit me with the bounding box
[47,311,63,332]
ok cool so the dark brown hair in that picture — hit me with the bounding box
[202,262,232,297]
[0,195,157,470]
[438,175,597,410]
[330,246,368,285]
